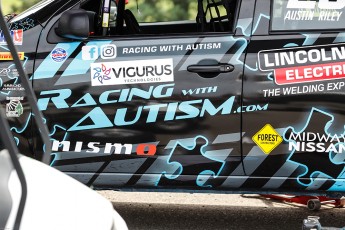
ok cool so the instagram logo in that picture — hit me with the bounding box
[101,44,117,59]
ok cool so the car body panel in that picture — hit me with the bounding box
[2,0,345,195]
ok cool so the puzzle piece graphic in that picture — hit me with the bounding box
[284,108,345,186]
[10,18,36,31]
[158,135,225,188]
[10,112,68,164]
[47,124,69,166]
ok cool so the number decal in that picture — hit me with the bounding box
[319,0,345,10]
[286,0,345,10]
[286,0,316,9]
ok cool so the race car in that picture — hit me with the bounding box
[0,9,128,229]
[2,0,345,196]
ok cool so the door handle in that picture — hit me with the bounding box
[187,64,234,73]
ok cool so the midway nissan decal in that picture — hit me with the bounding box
[258,43,345,85]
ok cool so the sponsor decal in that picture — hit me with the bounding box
[263,81,345,97]
[82,45,98,60]
[51,48,67,62]
[102,13,110,27]
[287,131,345,154]
[37,83,269,131]
[0,52,24,61]
[2,84,24,91]
[0,68,19,77]
[259,43,345,85]
[259,43,345,97]
[121,43,222,54]
[91,58,174,86]
[6,97,24,117]
[284,0,344,22]
[52,140,157,155]
[283,108,345,188]
[82,44,117,60]
[100,44,117,59]
[252,124,283,154]
[0,29,23,45]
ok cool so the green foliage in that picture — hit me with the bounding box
[2,0,221,23]
[127,0,198,22]
[2,0,41,15]
[125,0,223,23]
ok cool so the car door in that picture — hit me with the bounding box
[32,0,253,191]
[243,0,345,193]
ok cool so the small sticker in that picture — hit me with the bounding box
[0,29,23,45]
[51,48,68,62]
[0,52,24,60]
[102,13,110,27]
[1,84,24,91]
[100,44,117,59]
[6,97,24,117]
[0,68,18,77]
[82,44,117,60]
[82,45,99,60]
[252,124,283,154]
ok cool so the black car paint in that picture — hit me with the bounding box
[2,0,345,196]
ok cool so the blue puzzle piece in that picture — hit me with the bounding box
[158,135,225,188]
[284,108,345,186]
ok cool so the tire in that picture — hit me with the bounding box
[307,199,321,211]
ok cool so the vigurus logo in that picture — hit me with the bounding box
[91,58,174,86]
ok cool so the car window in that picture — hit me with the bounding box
[82,0,238,36]
[10,0,55,22]
[271,0,345,31]
[126,0,238,34]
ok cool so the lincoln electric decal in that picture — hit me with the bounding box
[259,43,345,97]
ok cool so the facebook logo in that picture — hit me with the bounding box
[82,45,98,60]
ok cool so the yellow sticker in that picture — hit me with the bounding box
[102,13,110,27]
[0,52,24,60]
[252,124,283,154]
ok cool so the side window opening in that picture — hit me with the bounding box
[80,0,104,36]
[202,0,236,32]
[122,0,238,35]
[50,0,238,42]
[87,0,238,37]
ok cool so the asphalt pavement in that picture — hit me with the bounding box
[98,191,345,230]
